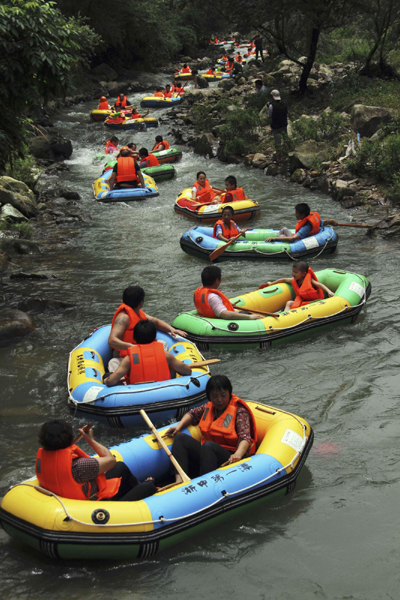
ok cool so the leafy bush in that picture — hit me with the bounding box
[5,153,39,190]
[219,109,260,155]
[291,111,346,144]
[348,133,400,184]
[0,221,32,239]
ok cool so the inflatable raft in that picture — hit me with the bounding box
[68,326,210,427]
[103,160,175,183]
[175,189,260,224]
[180,226,339,262]
[93,169,159,202]
[152,147,182,164]
[172,268,371,350]
[90,108,131,122]
[140,96,182,108]
[104,115,159,130]
[201,73,230,82]
[0,402,313,559]
[174,72,194,81]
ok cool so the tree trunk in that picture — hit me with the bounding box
[299,27,320,93]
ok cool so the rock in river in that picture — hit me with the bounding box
[0,308,35,343]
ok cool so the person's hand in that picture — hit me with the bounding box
[327,290,335,298]
[330,220,338,226]
[258,282,271,290]
[265,237,274,242]
[79,424,94,443]
[170,327,187,338]
[164,425,181,438]
[229,451,242,464]
[249,314,262,320]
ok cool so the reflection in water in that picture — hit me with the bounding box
[1,97,400,599]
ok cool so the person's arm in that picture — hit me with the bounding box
[109,171,116,190]
[229,440,250,463]
[164,412,194,437]
[323,219,338,226]
[104,356,130,386]
[311,279,335,297]
[166,352,191,376]
[146,314,187,338]
[219,309,261,320]
[107,313,135,351]
[258,277,292,289]
[265,233,298,242]
[138,169,145,188]
[211,186,225,195]
[79,428,116,474]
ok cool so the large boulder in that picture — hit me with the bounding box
[0,238,41,256]
[190,134,215,158]
[0,308,35,343]
[30,133,72,161]
[218,78,236,91]
[91,63,118,82]
[196,75,209,89]
[290,141,331,171]
[350,105,394,138]
[0,176,35,199]
[0,189,38,218]
[0,204,28,222]
[252,153,269,169]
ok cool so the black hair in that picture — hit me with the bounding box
[225,175,237,188]
[155,135,163,143]
[120,149,131,157]
[118,92,125,97]
[39,420,73,451]
[206,375,232,401]
[196,171,206,179]
[165,84,170,89]
[127,142,136,149]
[110,136,119,143]
[295,203,310,217]
[201,265,221,286]
[222,205,234,215]
[133,320,157,344]
[139,148,149,157]
[293,260,309,273]
[122,285,145,309]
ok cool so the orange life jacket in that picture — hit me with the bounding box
[174,87,185,95]
[206,69,215,75]
[127,342,170,385]
[111,303,147,356]
[193,179,216,203]
[212,219,239,239]
[193,287,234,318]
[222,55,228,61]
[142,154,159,167]
[153,140,170,151]
[35,445,121,501]
[181,66,191,73]
[105,140,118,154]
[98,101,110,110]
[291,268,324,309]
[154,92,164,97]
[199,394,257,454]
[116,96,128,108]
[295,211,321,236]
[164,90,172,98]
[131,112,142,119]
[223,187,245,202]
[115,157,139,184]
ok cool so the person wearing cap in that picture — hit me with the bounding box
[268,89,288,163]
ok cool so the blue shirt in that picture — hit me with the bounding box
[296,218,324,239]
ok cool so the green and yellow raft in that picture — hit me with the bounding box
[172,269,371,350]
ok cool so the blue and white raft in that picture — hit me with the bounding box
[0,401,313,559]
[68,326,210,427]
[180,225,338,262]
[93,169,159,202]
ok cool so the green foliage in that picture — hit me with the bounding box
[348,133,400,184]
[219,109,260,155]
[5,153,40,190]
[0,221,33,239]
[329,75,400,111]
[192,98,236,133]
[291,111,346,145]
[0,0,97,170]
[246,91,269,111]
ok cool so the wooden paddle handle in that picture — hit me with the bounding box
[72,423,93,445]
[191,358,220,368]
[139,409,190,483]
[336,223,372,228]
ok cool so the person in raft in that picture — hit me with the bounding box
[223,175,248,203]
[105,136,119,154]
[213,205,247,242]
[165,375,257,481]
[138,147,160,168]
[113,93,133,110]
[191,171,225,204]
[98,95,111,110]
[180,64,192,74]
[163,84,172,98]
[108,285,186,373]
[194,265,261,320]
[118,142,140,159]
[173,81,185,96]
[154,88,164,98]
[36,420,157,501]
[152,135,170,151]
[206,67,216,75]
[265,203,338,242]
[108,149,145,190]
[130,106,150,119]
[105,320,201,386]
[260,260,335,311]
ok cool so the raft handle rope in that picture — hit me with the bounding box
[13,411,307,529]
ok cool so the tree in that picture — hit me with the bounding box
[358,0,400,75]
[0,0,97,169]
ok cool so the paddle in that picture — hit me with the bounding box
[139,409,190,483]
[191,359,220,368]
[232,301,279,319]
[72,422,93,444]
[209,231,244,262]
[335,223,373,228]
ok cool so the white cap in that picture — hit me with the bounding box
[271,89,281,100]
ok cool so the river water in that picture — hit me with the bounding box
[1,94,399,600]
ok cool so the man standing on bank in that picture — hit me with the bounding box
[268,89,288,164]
